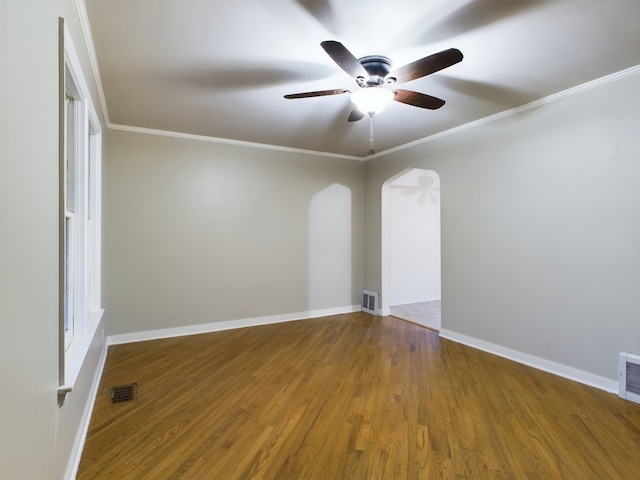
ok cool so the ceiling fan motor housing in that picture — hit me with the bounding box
[358,56,393,87]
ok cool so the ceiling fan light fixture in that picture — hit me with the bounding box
[351,87,394,115]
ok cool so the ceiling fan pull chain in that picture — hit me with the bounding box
[369,113,375,155]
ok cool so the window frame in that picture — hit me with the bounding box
[59,18,104,390]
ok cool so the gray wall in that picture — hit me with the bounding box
[103,130,365,335]
[0,1,106,479]
[365,72,640,381]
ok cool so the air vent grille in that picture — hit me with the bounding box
[619,353,640,404]
[626,362,640,395]
[110,383,139,405]
[362,290,379,315]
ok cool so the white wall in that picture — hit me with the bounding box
[103,130,365,336]
[0,1,107,479]
[365,70,640,384]
[384,168,441,307]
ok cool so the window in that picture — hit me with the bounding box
[59,19,103,390]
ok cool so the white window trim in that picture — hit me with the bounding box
[59,19,104,393]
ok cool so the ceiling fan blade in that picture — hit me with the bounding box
[321,40,368,79]
[347,108,365,122]
[284,88,351,99]
[388,48,463,83]
[393,89,446,110]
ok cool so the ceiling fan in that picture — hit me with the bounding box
[284,41,463,122]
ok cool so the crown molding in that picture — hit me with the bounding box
[107,123,365,161]
[369,64,640,160]
[73,0,110,125]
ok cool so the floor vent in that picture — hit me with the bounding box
[109,383,139,405]
[618,353,640,404]
[362,290,379,315]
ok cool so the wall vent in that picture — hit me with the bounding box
[362,290,379,315]
[618,353,640,404]
[109,383,139,405]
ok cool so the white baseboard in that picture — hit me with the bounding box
[108,305,362,345]
[438,329,618,394]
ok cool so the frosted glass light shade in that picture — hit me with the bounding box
[351,87,394,115]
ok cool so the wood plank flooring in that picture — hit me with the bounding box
[77,313,640,479]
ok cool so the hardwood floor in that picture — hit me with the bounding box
[77,313,640,479]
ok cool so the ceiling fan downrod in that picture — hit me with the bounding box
[368,113,376,155]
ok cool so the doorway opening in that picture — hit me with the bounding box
[381,168,441,331]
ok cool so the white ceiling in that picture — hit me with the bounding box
[84,0,640,158]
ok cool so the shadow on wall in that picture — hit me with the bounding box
[308,183,352,311]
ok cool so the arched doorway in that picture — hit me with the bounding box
[381,168,441,330]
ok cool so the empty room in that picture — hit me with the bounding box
[2,0,640,479]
